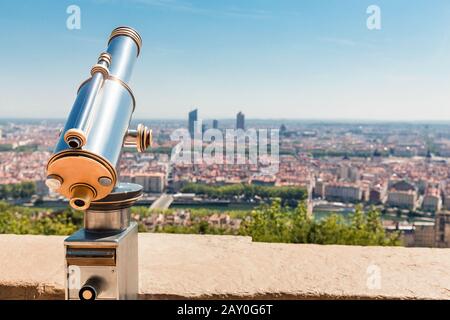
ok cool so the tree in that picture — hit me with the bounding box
[312,214,349,245]
[0,199,402,246]
[0,182,36,199]
[240,201,401,246]
[0,201,79,235]
[181,183,307,206]
[289,201,312,243]
[240,199,291,242]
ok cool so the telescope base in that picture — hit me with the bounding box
[64,222,139,300]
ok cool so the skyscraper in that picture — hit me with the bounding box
[188,109,198,138]
[212,119,219,129]
[236,111,245,130]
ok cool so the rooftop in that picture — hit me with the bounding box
[0,233,449,299]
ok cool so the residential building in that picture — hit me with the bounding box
[313,179,325,198]
[324,183,362,203]
[413,222,435,247]
[422,187,442,213]
[133,173,166,193]
[435,211,450,248]
[369,184,387,204]
[387,190,417,210]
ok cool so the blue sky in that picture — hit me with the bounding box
[2,0,450,120]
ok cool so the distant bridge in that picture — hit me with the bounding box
[149,194,174,210]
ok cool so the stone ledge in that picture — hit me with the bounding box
[0,233,449,299]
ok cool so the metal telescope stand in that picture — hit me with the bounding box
[64,183,142,300]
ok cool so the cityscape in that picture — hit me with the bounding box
[2,0,450,305]
[1,111,450,248]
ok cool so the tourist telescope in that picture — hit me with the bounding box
[45,26,150,300]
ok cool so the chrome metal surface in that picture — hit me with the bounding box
[107,32,139,82]
[88,183,143,209]
[52,26,143,300]
[65,222,139,300]
[124,124,152,152]
[124,128,138,148]
[84,208,130,231]
[75,72,104,134]
[65,221,137,245]
[67,265,117,300]
[81,79,134,167]
[53,26,141,171]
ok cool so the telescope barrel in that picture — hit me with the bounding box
[106,27,141,82]
[47,26,150,210]
[45,26,146,301]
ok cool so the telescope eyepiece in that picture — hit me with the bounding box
[67,137,82,149]
[69,184,95,210]
[64,128,87,149]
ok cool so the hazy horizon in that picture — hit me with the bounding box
[4,116,450,125]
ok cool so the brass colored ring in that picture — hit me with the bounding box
[142,126,147,152]
[69,183,97,199]
[98,52,112,66]
[90,64,109,79]
[136,124,152,152]
[64,129,87,148]
[69,183,97,211]
[108,26,142,56]
[136,124,143,152]
[138,124,144,152]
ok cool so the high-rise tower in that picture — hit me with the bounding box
[236,111,245,130]
[188,109,198,138]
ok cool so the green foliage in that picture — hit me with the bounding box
[240,200,402,246]
[149,146,173,155]
[0,181,36,199]
[131,206,152,218]
[154,220,232,235]
[0,201,80,235]
[0,199,401,246]
[181,183,307,205]
[14,145,39,152]
[0,144,13,152]
[310,150,388,158]
[137,206,249,219]
[123,146,172,155]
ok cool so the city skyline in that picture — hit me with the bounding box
[3,1,450,120]
[2,1,450,300]
[3,118,450,250]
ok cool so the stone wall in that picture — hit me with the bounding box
[0,233,449,299]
